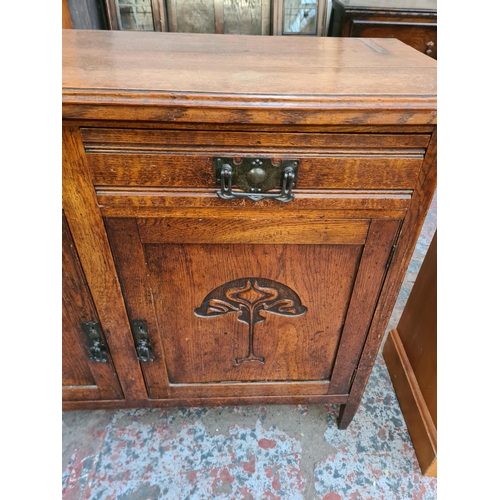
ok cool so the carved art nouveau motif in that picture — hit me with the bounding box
[194,278,307,365]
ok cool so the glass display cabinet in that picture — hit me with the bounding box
[273,0,327,35]
[103,0,328,35]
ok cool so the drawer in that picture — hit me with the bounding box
[82,128,428,214]
[350,21,437,59]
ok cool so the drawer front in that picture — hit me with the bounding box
[350,21,437,59]
[82,128,428,213]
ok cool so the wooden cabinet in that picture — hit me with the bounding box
[329,0,437,59]
[62,30,436,428]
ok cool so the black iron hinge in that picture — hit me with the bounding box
[81,321,108,363]
[131,320,155,362]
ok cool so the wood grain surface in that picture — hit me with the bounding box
[62,30,436,125]
[329,219,401,394]
[88,153,423,190]
[337,129,437,429]
[105,218,171,399]
[81,128,431,150]
[62,212,123,401]
[62,31,436,421]
[63,392,349,411]
[383,231,436,476]
[143,241,362,384]
[105,218,368,393]
[137,217,369,244]
[63,126,148,401]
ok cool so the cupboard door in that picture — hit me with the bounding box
[62,214,123,402]
[106,216,400,400]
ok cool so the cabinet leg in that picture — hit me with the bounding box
[337,400,359,430]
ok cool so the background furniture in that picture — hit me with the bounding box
[329,0,437,59]
[273,0,328,35]
[62,31,436,429]
[63,0,73,28]
[383,231,437,476]
[66,0,109,29]
[66,0,331,35]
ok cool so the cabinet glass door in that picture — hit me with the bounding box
[283,0,318,34]
[116,0,154,30]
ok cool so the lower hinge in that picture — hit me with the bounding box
[131,320,155,362]
[81,321,108,363]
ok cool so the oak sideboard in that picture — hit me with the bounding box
[62,30,437,429]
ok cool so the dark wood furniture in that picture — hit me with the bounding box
[383,231,437,475]
[62,30,436,429]
[329,0,437,59]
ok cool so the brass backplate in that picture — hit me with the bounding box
[215,157,299,194]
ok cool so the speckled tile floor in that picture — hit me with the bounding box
[62,194,437,500]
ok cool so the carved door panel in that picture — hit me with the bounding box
[106,216,400,400]
[63,213,123,402]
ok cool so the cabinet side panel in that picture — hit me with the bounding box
[338,128,437,429]
[396,231,437,425]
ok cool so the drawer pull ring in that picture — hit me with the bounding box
[215,157,299,202]
[131,320,154,362]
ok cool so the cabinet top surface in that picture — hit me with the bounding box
[62,30,436,125]
[334,0,436,11]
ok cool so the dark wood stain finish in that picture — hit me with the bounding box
[62,31,437,429]
[329,0,437,59]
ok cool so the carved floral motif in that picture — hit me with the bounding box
[195,278,307,365]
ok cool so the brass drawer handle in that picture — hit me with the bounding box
[215,157,299,203]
